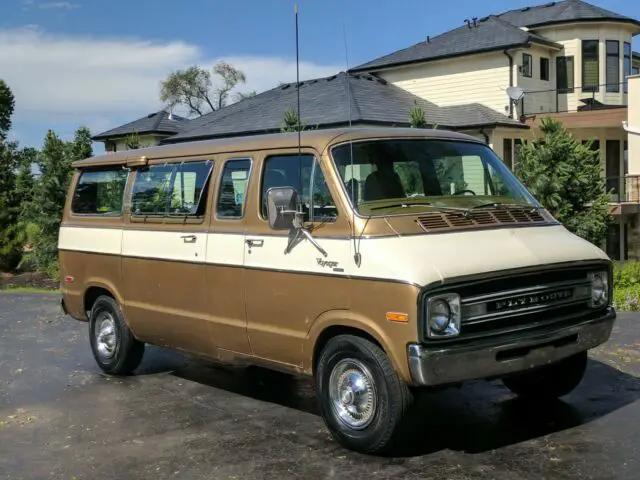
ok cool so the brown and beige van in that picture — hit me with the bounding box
[58,126,615,454]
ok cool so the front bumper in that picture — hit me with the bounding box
[407,308,616,387]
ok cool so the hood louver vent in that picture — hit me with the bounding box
[416,209,546,232]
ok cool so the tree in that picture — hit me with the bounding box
[409,104,427,128]
[514,117,612,246]
[233,90,257,103]
[160,61,250,117]
[408,102,437,129]
[23,127,88,278]
[0,79,15,140]
[281,107,314,133]
[0,141,21,270]
[125,131,141,150]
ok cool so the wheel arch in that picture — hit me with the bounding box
[304,310,411,383]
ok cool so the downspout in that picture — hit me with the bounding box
[503,49,514,119]
[479,128,490,144]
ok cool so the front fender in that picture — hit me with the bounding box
[303,309,416,383]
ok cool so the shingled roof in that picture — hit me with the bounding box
[351,0,639,73]
[92,110,188,141]
[163,72,525,144]
[496,0,640,28]
[350,15,562,72]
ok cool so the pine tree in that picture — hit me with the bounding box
[0,79,15,140]
[514,117,612,246]
[0,81,21,270]
[25,130,74,278]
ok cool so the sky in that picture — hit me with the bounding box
[1,0,640,154]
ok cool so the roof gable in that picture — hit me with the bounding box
[350,15,560,72]
[496,0,640,28]
[92,110,188,141]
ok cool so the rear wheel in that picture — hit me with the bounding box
[502,351,588,401]
[314,334,413,454]
[88,295,145,375]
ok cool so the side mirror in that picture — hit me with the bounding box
[266,186,299,230]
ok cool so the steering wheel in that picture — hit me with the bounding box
[453,189,476,196]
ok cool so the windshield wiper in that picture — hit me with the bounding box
[471,202,541,211]
[370,202,473,215]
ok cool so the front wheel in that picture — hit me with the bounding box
[502,350,588,401]
[314,335,413,454]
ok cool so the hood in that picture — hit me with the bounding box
[355,224,609,286]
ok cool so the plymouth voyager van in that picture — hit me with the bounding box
[59,127,615,454]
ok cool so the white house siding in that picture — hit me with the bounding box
[514,44,557,115]
[379,52,513,118]
[111,134,166,152]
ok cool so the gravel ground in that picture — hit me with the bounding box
[1,293,639,480]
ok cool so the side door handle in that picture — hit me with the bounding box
[245,239,264,248]
[181,234,197,244]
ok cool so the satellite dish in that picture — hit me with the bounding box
[506,86,525,102]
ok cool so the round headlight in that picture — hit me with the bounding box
[592,274,605,303]
[429,299,451,333]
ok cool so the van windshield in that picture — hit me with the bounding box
[330,138,539,215]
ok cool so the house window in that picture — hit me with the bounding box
[557,56,574,93]
[540,57,549,81]
[503,138,513,170]
[606,40,620,92]
[582,40,599,92]
[522,53,532,78]
[624,42,632,93]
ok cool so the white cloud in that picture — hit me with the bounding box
[37,2,80,9]
[0,25,341,147]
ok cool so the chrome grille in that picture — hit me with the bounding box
[420,263,610,342]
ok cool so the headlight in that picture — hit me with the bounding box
[588,271,609,307]
[425,293,461,339]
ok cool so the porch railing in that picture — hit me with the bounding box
[520,82,628,116]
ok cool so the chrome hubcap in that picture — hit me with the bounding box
[96,313,116,359]
[329,358,377,429]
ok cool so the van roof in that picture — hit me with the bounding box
[74,126,484,168]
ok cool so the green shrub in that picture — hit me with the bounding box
[612,261,640,312]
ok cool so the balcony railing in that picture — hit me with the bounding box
[606,175,640,203]
[520,82,629,116]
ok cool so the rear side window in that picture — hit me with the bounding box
[217,158,252,218]
[131,160,213,217]
[71,167,129,216]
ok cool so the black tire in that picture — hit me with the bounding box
[502,350,588,401]
[314,334,413,454]
[88,295,145,375]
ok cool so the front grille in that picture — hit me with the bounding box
[416,209,546,232]
[421,262,611,343]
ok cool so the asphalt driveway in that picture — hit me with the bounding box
[1,293,640,479]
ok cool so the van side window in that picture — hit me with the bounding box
[131,160,213,217]
[261,154,337,222]
[217,158,251,218]
[71,167,128,216]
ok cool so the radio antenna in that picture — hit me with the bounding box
[295,3,302,159]
[342,23,361,267]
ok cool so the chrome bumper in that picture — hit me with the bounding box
[407,309,616,387]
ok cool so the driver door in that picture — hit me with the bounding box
[242,151,351,368]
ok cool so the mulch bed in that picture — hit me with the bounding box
[0,271,59,290]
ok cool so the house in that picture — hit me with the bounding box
[91,0,640,260]
[92,109,187,152]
